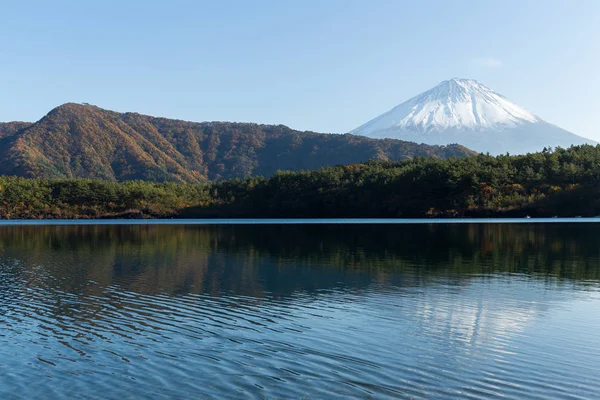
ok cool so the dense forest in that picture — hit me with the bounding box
[0,103,472,182]
[1,144,600,219]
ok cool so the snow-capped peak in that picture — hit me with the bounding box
[351,78,539,135]
[349,78,597,154]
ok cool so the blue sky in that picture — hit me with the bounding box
[1,0,599,140]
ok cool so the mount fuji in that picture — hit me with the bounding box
[350,78,597,155]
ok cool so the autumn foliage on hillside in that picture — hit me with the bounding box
[0,103,474,183]
[0,122,32,138]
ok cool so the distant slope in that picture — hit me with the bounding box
[351,78,597,154]
[0,122,32,138]
[0,103,475,182]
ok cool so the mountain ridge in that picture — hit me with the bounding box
[0,121,32,138]
[0,103,475,183]
[351,78,596,154]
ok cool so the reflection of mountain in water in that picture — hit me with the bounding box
[2,223,600,399]
[413,283,541,347]
[1,223,600,300]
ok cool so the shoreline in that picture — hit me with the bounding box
[1,217,600,226]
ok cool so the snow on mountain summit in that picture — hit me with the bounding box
[350,78,596,154]
[352,78,538,135]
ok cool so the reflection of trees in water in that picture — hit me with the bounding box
[1,223,597,394]
[0,224,599,301]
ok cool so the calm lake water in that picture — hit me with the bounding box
[1,223,600,399]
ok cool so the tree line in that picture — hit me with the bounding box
[2,145,600,219]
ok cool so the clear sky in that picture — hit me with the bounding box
[1,0,599,140]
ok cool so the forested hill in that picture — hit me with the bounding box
[0,122,32,138]
[0,103,475,183]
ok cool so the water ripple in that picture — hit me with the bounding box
[2,224,600,399]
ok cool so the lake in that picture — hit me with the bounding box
[1,222,599,399]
